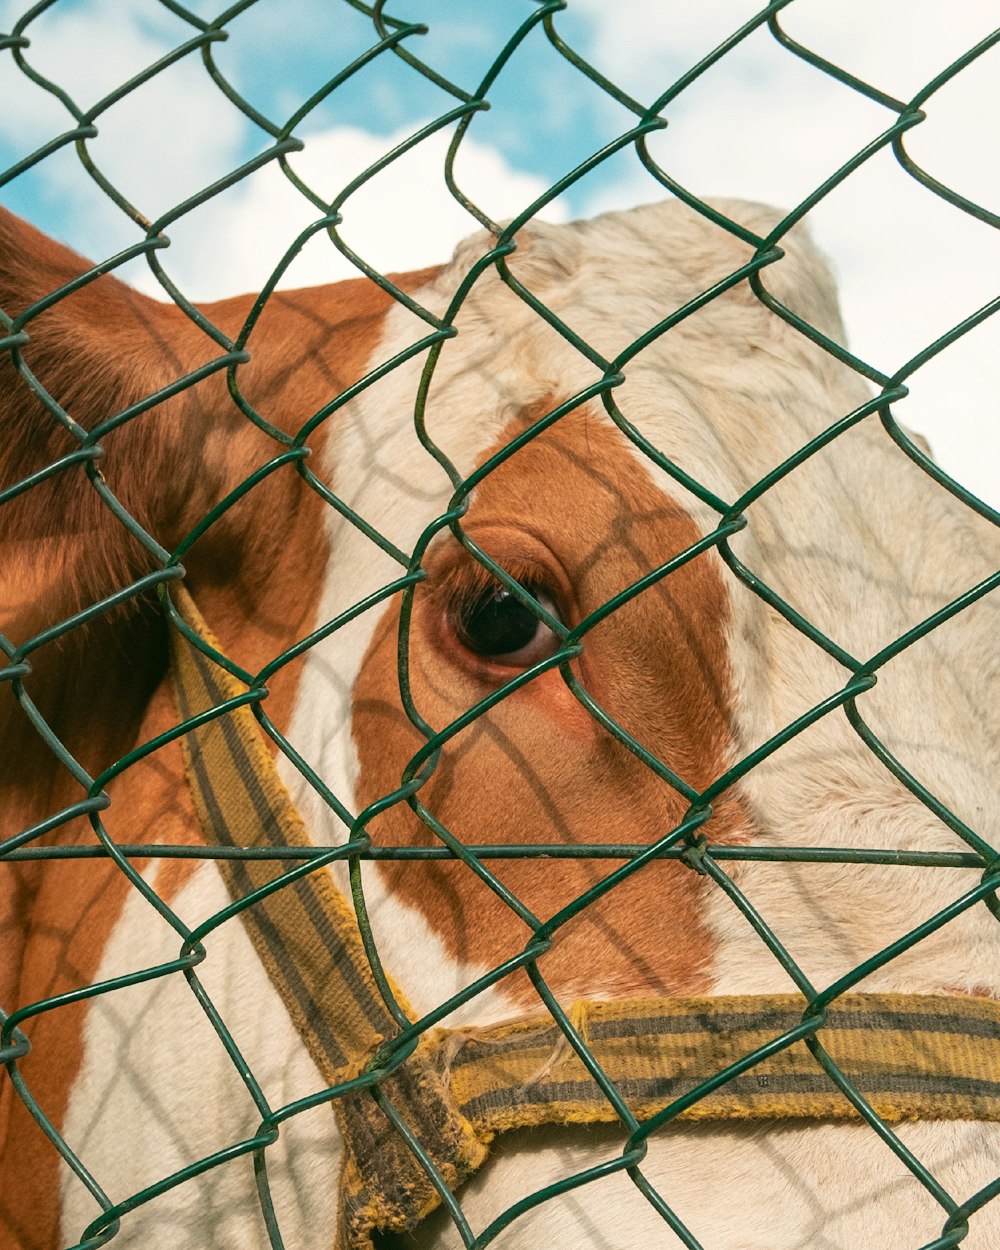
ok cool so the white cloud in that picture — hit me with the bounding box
[568,0,998,111]
[1,0,246,252]
[571,0,1000,507]
[128,121,569,301]
[2,3,568,318]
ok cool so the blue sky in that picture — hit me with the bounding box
[0,1,635,231]
[1,0,997,504]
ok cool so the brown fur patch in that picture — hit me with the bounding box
[352,405,751,1010]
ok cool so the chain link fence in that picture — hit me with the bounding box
[1,2,999,1248]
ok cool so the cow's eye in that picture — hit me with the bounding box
[451,583,562,667]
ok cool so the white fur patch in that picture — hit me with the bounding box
[60,861,339,1248]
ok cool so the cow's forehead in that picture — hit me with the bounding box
[333,199,865,531]
[304,202,840,695]
[290,205,780,839]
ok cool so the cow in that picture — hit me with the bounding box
[1,196,998,1250]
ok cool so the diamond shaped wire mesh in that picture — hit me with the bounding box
[1,3,998,1249]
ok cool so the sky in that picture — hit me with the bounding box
[1,0,997,506]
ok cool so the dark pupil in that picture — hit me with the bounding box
[456,586,540,657]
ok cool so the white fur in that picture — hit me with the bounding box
[60,861,340,1247]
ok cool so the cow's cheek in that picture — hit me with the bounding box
[350,595,725,1002]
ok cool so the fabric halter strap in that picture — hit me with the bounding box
[169,588,1000,1250]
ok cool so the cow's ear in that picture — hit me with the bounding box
[1,209,304,624]
[0,208,430,634]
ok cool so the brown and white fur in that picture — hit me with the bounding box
[2,198,998,1249]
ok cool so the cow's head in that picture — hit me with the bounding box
[4,197,1000,1250]
[3,195,997,1028]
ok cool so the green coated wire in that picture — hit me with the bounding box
[1,2,997,1247]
